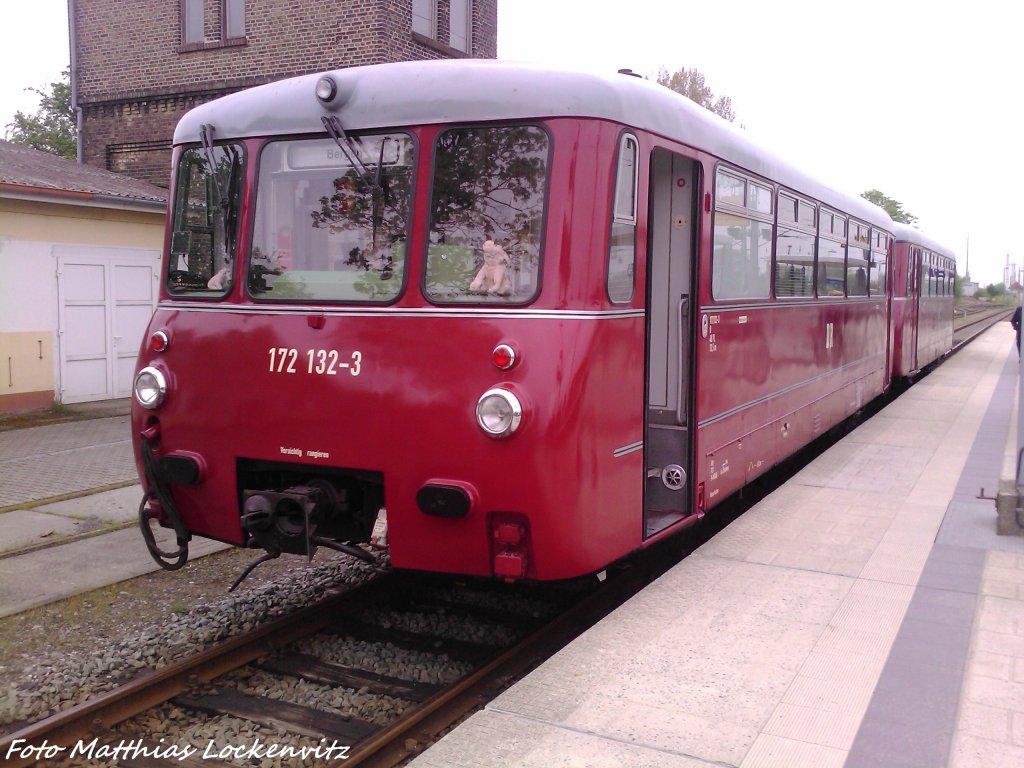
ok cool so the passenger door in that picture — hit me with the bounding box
[644,149,697,537]
[909,248,921,372]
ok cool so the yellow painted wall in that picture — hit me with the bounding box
[0,196,165,412]
[0,331,54,395]
[0,198,165,248]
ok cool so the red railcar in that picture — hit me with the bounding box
[890,223,956,377]
[131,60,953,582]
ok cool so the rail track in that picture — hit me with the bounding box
[1,557,671,768]
[952,305,1014,348]
[2,310,1013,768]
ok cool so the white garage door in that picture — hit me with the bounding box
[56,246,161,404]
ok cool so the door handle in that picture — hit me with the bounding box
[677,296,689,426]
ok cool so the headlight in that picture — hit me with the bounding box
[134,366,167,409]
[315,76,337,104]
[476,388,522,438]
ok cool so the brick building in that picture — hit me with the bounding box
[70,0,498,186]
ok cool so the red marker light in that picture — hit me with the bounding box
[150,331,169,352]
[492,343,516,370]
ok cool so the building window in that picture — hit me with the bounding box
[450,0,471,52]
[183,0,204,44]
[412,0,436,38]
[182,0,245,47]
[224,0,245,39]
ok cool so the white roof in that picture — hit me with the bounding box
[175,59,892,229]
[893,222,956,259]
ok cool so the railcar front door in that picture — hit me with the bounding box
[910,248,921,372]
[644,149,697,537]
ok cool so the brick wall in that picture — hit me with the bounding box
[73,0,498,185]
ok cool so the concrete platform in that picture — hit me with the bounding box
[0,406,228,618]
[412,323,1024,768]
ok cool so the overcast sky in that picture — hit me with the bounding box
[1,0,1019,286]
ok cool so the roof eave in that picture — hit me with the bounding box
[0,182,166,213]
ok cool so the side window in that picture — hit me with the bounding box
[907,248,916,297]
[712,168,772,300]
[870,230,888,295]
[847,221,869,296]
[425,125,548,304]
[817,209,846,297]
[775,191,815,297]
[167,142,242,297]
[607,135,638,303]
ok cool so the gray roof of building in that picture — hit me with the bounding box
[0,140,167,207]
[175,58,892,230]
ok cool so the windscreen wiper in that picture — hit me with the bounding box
[199,124,230,206]
[321,115,374,188]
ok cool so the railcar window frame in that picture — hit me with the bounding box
[869,229,889,296]
[817,207,847,298]
[246,130,417,305]
[711,165,774,302]
[165,140,245,300]
[846,219,870,297]
[422,122,552,306]
[607,132,639,304]
[906,247,917,297]
[774,189,817,299]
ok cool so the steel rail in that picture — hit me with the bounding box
[952,307,1013,351]
[342,562,656,767]
[2,308,1007,768]
[0,572,396,768]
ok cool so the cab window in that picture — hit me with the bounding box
[424,125,549,304]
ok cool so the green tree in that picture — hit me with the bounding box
[985,282,1006,296]
[861,189,917,225]
[4,67,76,159]
[655,67,736,122]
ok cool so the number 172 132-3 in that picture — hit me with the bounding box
[268,347,362,376]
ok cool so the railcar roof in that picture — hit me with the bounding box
[175,59,890,229]
[893,222,956,259]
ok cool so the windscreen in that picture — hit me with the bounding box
[424,125,549,304]
[166,143,242,297]
[249,133,414,303]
